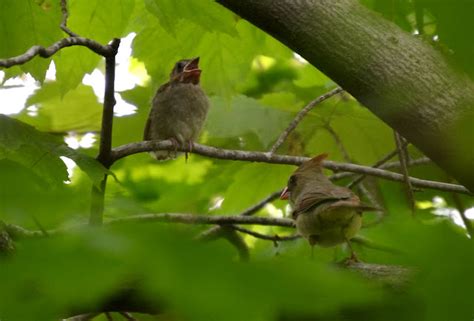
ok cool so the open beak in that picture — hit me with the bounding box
[183,57,201,84]
[280,187,290,200]
[184,57,200,72]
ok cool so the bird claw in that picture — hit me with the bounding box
[185,141,194,163]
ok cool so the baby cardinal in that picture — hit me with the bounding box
[280,153,378,260]
[144,57,210,160]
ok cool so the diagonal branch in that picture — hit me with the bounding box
[269,87,343,153]
[394,131,416,213]
[347,140,410,188]
[324,123,381,210]
[60,0,79,37]
[111,141,471,195]
[197,189,284,242]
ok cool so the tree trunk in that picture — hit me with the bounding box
[217,0,474,192]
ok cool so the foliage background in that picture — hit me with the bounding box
[0,0,473,320]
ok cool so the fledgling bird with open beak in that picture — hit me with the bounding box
[280,153,378,261]
[144,57,210,160]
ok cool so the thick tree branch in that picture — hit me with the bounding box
[216,0,474,192]
[111,141,471,195]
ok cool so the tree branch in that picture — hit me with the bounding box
[197,190,283,246]
[216,0,474,192]
[60,0,79,37]
[108,213,294,227]
[394,132,416,213]
[269,87,343,153]
[6,214,295,238]
[89,39,120,226]
[0,0,119,69]
[110,141,471,195]
[231,225,300,242]
[0,37,119,68]
[347,141,410,188]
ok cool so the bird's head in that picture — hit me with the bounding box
[170,57,202,85]
[280,153,329,202]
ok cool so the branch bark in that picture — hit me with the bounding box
[111,141,471,195]
[89,39,120,226]
[216,0,474,192]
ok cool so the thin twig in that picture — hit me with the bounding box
[382,156,430,170]
[31,215,49,237]
[231,225,300,242]
[241,190,283,216]
[60,0,79,37]
[6,214,296,238]
[394,132,415,213]
[324,123,351,161]
[333,156,430,182]
[347,140,409,188]
[269,87,343,153]
[105,312,114,321]
[111,141,471,195]
[324,123,381,209]
[0,37,118,68]
[219,226,250,260]
[197,190,283,243]
[119,312,137,321]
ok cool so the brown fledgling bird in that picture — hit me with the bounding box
[144,57,210,160]
[280,153,378,260]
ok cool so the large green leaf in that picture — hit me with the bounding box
[0,0,61,81]
[206,95,293,149]
[0,115,68,185]
[53,0,135,94]
[17,82,102,133]
[0,115,107,186]
[0,225,383,321]
[132,9,291,98]
[144,0,237,36]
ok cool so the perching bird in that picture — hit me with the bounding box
[280,153,378,260]
[144,57,210,160]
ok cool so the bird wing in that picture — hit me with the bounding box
[293,185,354,217]
[144,83,171,141]
[143,116,152,140]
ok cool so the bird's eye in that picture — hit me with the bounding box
[176,61,186,72]
[288,175,297,189]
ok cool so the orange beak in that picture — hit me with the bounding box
[280,187,290,200]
